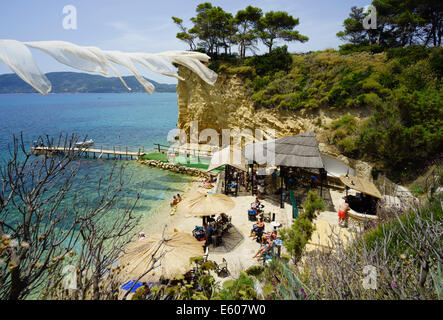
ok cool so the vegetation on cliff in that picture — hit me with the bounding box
[208,45,442,181]
[173,1,442,181]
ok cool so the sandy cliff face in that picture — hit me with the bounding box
[176,66,375,178]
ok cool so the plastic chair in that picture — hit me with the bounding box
[215,258,229,277]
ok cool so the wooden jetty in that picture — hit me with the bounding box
[32,142,217,161]
[31,145,146,160]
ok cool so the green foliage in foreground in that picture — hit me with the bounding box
[363,193,443,258]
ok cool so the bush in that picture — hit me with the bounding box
[280,190,325,264]
[224,66,256,78]
[338,43,385,55]
[245,45,293,76]
[386,46,430,66]
[299,195,443,300]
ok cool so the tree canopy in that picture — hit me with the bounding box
[258,11,309,53]
[337,0,443,47]
[172,3,308,58]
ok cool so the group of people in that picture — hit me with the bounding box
[200,176,215,189]
[170,193,182,207]
[248,201,279,262]
[196,213,230,247]
[252,227,278,261]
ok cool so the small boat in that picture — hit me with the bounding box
[75,139,94,148]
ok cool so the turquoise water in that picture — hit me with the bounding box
[0,93,192,231]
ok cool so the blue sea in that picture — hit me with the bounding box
[0,93,192,232]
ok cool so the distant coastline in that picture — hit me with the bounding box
[0,72,177,94]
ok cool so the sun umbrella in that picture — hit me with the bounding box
[175,191,235,217]
[119,232,204,282]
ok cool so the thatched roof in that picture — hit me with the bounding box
[207,146,248,172]
[339,174,382,199]
[243,132,324,169]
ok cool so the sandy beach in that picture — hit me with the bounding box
[126,174,355,284]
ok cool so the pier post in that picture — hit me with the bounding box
[113,145,116,160]
[119,145,121,159]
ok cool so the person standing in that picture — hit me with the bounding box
[338,199,350,227]
[257,183,264,199]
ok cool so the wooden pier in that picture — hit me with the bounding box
[31,145,146,160]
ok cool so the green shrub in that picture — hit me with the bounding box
[252,76,271,91]
[330,114,357,131]
[280,190,325,264]
[386,46,430,66]
[214,272,257,300]
[226,66,256,78]
[245,45,293,76]
[411,185,424,196]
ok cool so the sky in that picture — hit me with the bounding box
[0,0,371,84]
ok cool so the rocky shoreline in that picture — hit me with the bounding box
[137,158,215,178]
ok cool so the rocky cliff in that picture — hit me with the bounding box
[176,65,376,179]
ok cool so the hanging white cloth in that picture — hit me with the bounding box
[0,40,51,95]
[0,39,218,95]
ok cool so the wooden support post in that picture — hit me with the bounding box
[280,166,284,209]
[113,145,116,160]
[119,145,121,159]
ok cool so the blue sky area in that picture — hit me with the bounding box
[0,0,371,83]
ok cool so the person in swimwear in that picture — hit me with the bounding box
[250,217,265,237]
[170,195,178,207]
[338,199,350,227]
[252,234,275,261]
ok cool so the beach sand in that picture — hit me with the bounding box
[126,177,355,286]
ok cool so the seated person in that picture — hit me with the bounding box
[176,193,182,202]
[251,197,261,210]
[217,213,229,224]
[310,175,320,188]
[138,232,146,241]
[203,222,213,245]
[252,236,275,261]
[260,230,277,244]
[250,218,265,238]
[170,196,178,207]
[193,226,205,241]
[201,177,214,189]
